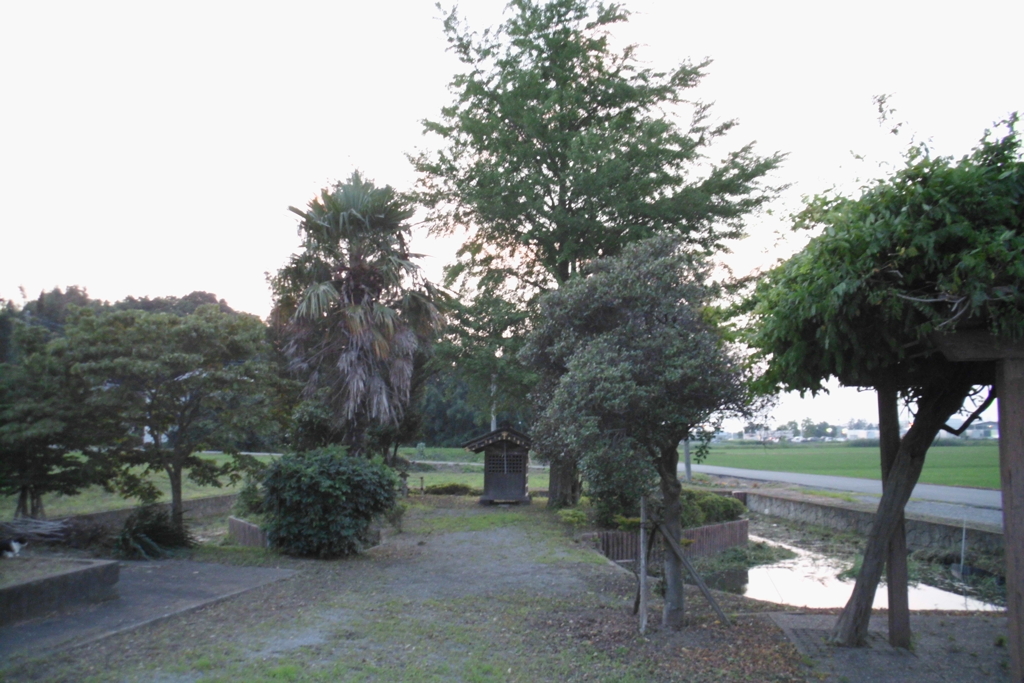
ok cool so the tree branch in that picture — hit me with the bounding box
[940,386,996,435]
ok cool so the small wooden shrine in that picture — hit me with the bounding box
[463,423,531,504]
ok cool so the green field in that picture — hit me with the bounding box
[701,441,1001,489]
[8,439,993,521]
[398,446,482,464]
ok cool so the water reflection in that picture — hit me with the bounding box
[688,536,1001,612]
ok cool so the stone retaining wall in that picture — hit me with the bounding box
[66,494,239,533]
[745,492,1003,555]
[0,559,119,627]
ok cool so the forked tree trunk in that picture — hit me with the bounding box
[13,487,45,518]
[833,376,976,646]
[657,444,685,627]
[877,384,911,648]
[546,458,581,509]
[14,487,30,518]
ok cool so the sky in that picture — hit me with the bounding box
[2,0,1020,428]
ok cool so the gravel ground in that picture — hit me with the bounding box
[0,497,807,683]
[1,496,1009,682]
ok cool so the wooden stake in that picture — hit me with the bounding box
[655,521,731,625]
[639,496,648,635]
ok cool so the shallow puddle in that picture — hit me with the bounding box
[695,536,1002,612]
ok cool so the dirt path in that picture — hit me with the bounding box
[0,497,807,683]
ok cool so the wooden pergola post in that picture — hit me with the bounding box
[998,358,1024,683]
[934,332,1024,682]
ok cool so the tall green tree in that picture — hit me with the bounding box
[413,0,782,506]
[746,116,1023,647]
[270,172,446,458]
[68,305,277,530]
[0,322,119,518]
[522,236,749,626]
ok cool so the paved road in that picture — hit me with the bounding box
[687,464,1005,529]
[416,459,1005,528]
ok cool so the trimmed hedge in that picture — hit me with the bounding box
[262,447,398,558]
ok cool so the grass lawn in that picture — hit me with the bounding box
[0,453,279,520]
[701,441,1000,489]
[408,469,549,493]
[1,455,540,520]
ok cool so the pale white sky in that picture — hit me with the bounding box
[1,0,1019,426]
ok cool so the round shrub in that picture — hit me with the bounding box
[698,492,745,524]
[262,447,398,558]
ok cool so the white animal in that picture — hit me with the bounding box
[0,537,27,558]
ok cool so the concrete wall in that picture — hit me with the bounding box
[0,559,119,627]
[228,516,268,548]
[746,492,1003,555]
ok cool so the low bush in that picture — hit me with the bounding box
[679,489,745,529]
[557,508,588,529]
[613,515,641,532]
[386,502,408,533]
[262,447,398,558]
[424,483,479,496]
[115,506,196,560]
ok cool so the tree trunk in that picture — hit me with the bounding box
[168,464,185,532]
[878,384,910,648]
[833,375,976,646]
[546,458,581,509]
[657,444,685,627]
[30,489,45,519]
[14,486,29,518]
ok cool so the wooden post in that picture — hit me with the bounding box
[639,496,648,635]
[998,358,1024,683]
[932,331,1024,681]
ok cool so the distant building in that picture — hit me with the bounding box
[964,420,999,439]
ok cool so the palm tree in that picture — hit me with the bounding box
[271,173,446,457]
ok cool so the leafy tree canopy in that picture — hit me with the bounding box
[748,116,1023,393]
[523,235,748,474]
[413,0,781,489]
[112,291,236,317]
[415,0,783,293]
[0,322,121,517]
[67,305,277,529]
